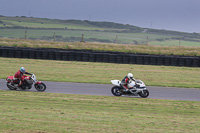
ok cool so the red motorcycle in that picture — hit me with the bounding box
[6,74,46,91]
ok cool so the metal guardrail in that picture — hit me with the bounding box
[0,46,199,67]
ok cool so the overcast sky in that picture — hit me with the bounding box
[0,0,200,33]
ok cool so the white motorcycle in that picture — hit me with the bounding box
[111,79,149,98]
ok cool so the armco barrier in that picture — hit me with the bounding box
[123,55,129,64]
[8,49,15,58]
[42,51,49,60]
[2,48,9,57]
[109,54,117,63]
[0,46,199,67]
[116,55,123,63]
[35,50,42,59]
[178,58,185,66]
[29,50,35,59]
[136,55,144,65]
[143,55,150,65]
[164,57,171,66]
[61,51,69,61]
[22,49,29,58]
[171,57,178,66]
[150,56,157,65]
[103,54,109,63]
[69,51,76,61]
[15,49,22,58]
[192,58,199,67]
[157,56,164,65]
[89,53,96,62]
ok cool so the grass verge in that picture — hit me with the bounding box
[1,38,200,56]
[0,90,199,133]
[1,57,200,88]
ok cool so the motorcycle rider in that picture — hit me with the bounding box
[13,67,32,88]
[121,73,136,92]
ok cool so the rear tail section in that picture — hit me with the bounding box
[6,76,14,83]
[111,80,121,86]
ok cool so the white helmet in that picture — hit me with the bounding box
[127,73,133,80]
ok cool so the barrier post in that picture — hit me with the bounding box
[80,34,85,42]
[25,29,27,40]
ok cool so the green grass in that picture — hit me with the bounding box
[1,38,200,56]
[0,16,183,44]
[0,90,199,133]
[1,57,200,88]
[1,17,134,31]
[1,16,200,46]
[1,17,200,133]
[0,19,114,30]
[151,40,200,47]
[0,28,172,44]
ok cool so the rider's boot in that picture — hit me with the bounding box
[13,84,20,89]
[122,88,129,92]
[129,86,137,93]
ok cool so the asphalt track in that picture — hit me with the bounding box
[0,79,199,101]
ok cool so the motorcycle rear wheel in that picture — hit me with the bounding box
[7,82,17,90]
[111,86,122,96]
[138,90,149,98]
[35,83,46,91]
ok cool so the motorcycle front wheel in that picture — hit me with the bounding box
[111,86,122,96]
[35,83,46,91]
[138,90,149,98]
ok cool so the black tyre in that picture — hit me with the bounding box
[111,86,122,96]
[7,82,17,90]
[35,83,46,91]
[138,90,149,98]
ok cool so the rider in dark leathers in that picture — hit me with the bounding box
[121,73,136,92]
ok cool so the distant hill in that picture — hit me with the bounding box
[0,15,200,46]
[0,15,143,32]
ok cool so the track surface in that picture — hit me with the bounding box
[1,79,199,101]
